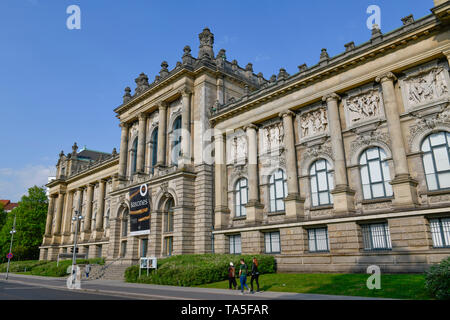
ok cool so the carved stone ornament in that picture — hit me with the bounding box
[304,142,333,161]
[261,122,284,153]
[408,106,450,150]
[228,134,247,164]
[130,122,139,138]
[134,72,150,96]
[299,107,328,139]
[350,130,391,161]
[400,62,450,111]
[344,89,385,127]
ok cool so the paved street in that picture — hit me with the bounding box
[0,273,385,300]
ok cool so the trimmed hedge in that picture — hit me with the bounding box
[425,256,450,300]
[125,254,276,287]
[0,258,105,277]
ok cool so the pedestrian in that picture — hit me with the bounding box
[238,258,250,294]
[85,263,91,279]
[250,257,260,293]
[228,262,237,290]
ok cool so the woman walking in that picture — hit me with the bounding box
[250,257,260,293]
[228,262,237,290]
[239,259,250,294]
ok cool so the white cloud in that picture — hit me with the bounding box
[0,164,56,202]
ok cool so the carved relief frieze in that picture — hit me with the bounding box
[261,121,284,154]
[228,134,247,164]
[343,88,385,127]
[400,61,450,112]
[299,107,328,140]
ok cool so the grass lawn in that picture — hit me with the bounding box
[198,273,432,300]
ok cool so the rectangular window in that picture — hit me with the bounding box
[96,245,102,258]
[229,235,242,254]
[164,212,174,232]
[362,223,392,251]
[141,239,148,257]
[265,231,281,254]
[430,218,450,248]
[308,228,329,252]
[164,237,173,256]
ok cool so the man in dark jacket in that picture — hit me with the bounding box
[228,262,237,290]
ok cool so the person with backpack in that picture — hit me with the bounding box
[85,263,91,279]
[238,258,250,294]
[250,257,260,293]
[228,262,237,290]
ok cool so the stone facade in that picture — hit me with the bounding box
[41,1,450,273]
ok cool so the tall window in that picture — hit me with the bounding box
[104,209,110,228]
[121,209,128,237]
[171,116,182,165]
[164,199,174,233]
[130,138,138,175]
[430,217,450,248]
[235,178,248,217]
[360,147,393,200]
[421,132,450,191]
[164,237,173,256]
[265,231,281,254]
[229,235,242,254]
[121,241,127,257]
[308,228,329,252]
[269,169,288,212]
[310,159,334,207]
[150,127,158,173]
[362,223,392,251]
[141,239,148,257]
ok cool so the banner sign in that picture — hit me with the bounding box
[129,184,150,235]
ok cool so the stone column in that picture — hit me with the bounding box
[443,50,450,74]
[118,123,129,179]
[156,101,168,167]
[62,191,74,243]
[244,124,264,223]
[44,195,56,237]
[83,183,94,233]
[376,72,418,207]
[95,179,107,234]
[179,89,192,167]
[53,192,65,236]
[280,111,304,218]
[136,113,147,173]
[323,93,355,214]
[214,132,230,228]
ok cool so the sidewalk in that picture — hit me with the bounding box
[0,273,388,300]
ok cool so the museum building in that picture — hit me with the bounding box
[40,0,450,273]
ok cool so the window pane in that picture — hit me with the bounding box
[430,132,445,146]
[275,180,284,198]
[311,193,319,207]
[236,236,242,254]
[319,191,329,205]
[284,181,288,196]
[433,146,450,171]
[421,139,430,152]
[430,219,443,247]
[366,148,379,160]
[270,199,276,212]
[438,172,450,189]
[265,233,271,253]
[271,233,280,252]
[316,229,328,251]
[229,237,235,254]
[311,176,318,193]
[360,166,370,184]
[382,161,391,182]
[269,175,274,183]
[241,188,248,204]
[328,172,334,190]
[368,160,382,182]
[241,206,246,216]
[442,218,450,246]
[310,165,316,175]
[270,185,275,200]
[317,171,328,191]
[308,230,316,251]
[372,183,385,198]
[384,182,393,197]
[363,184,372,199]
[360,154,367,165]
[379,148,387,160]
[275,170,282,179]
[422,153,435,174]
[426,174,439,191]
[316,160,326,170]
[276,199,284,211]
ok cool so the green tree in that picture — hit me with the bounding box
[0,202,5,229]
[0,186,48,263]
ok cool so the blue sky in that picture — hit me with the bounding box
[0,0,432,201]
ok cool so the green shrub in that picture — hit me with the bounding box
[425,256,450,300]
[125,254,276,287]
[0,260,48,273]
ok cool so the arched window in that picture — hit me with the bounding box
[235,178,248,217]
[164,198,174,233]
[150,127,158,173]
[310,159,334,207]
[269,169,288,212]
[171,116,182,165]
[121,208,129,237]
[359,147,393,200]
[421,131,450,191]
[130,138,138,175]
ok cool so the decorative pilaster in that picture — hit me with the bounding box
[43,195,56,244]
[52,192,65,237]
[82,183,94,240]
[443,50,450,68]
[323,93,355,214]
[95,179,107,236]
[280,111,304,218]
[62,191,74,243]
[118,123,129,179]
[156,101,168,167]
[179,88,192,167]
[244,124,264,223]
[136,113,147,173]
[214,132,230,229]
[376,72,418,207]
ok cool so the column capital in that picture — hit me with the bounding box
[76,187,84,192]
[88,182,95,188]
[98,178,108,184]
[119,122,129,129]
[243,124,258,131]
[375,72,397,84]
[322,93,341,103]
[138,113,147,121]
[157,101,168,109]
[279,110,296,118]
[180,87,192,97]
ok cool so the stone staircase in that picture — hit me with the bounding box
[83,258,131,281]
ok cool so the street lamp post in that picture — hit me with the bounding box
[71,211,83,285]
[5,213,17,280]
